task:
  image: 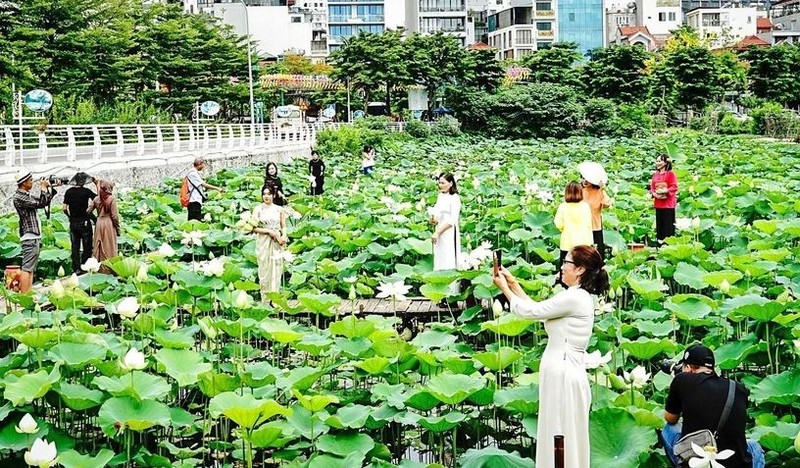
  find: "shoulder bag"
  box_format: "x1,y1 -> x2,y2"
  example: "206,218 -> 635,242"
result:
673,380 -> 736,467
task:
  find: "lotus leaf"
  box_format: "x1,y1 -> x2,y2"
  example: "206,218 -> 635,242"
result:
308,453 -> 365,468
98,397 -> 171,435
404,390 -> 440,411
286,404 -> 330,440
589,407 -> 656,465
152,327 -> 196,349
355,356 -> 392,375
626,273 -> 667,301
11,329 -> 59,349
4,366 -> 60,406
425,373 -> 485,405
292,389 -> 340,412
415,411 -> 467,433
722,295 -> 786,322
198,371 -> 240,397
326,404 -> 372,429
672,262 -> 709,290
208,392 -> 290,429
59,448 -> 115,468
751,369 -> 800,406
57,382 -> 106,410
620,337 -> 676,360
154,348 -> 212,386
714,337 -> 759,370
419,283 -> 450,302
249,421 -> 294,448
474,347 -> 522,371
459,446 -> 534,468
329,316 -> 375,339
93,371 -> 171,401
493,385 -> 539,414
260,319 -> 303,343
481,315 -> 532,337
410,330 -> 457,350
277,366 -> 326,391
750,422 -> 800,453
298,292 -> 342,316
664,294 -> 715,322
106,257 -> 143,279
48,342 -> 107,367
317,433 -> 375,457
701,270 -> 743,288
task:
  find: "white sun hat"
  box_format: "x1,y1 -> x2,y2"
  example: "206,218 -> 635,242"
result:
578,161 -> 608,187
15,167 -> 33,185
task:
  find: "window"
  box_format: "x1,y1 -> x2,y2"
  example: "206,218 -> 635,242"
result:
328,5 -> 350,22
747,16 -> 752,23
356,4 -> 383,21
668,12 -> 676,21
536,2 -> 551,10
568,12 -> 575,21
291,16 -> 302,23
536,22 -> 552,30
538,41 -> 552,49
658,12 -> 666,21
517,29 -> 533,44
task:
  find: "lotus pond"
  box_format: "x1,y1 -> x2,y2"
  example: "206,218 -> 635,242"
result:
0,130 -> 799,467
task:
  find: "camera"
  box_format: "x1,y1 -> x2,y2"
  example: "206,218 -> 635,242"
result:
48,175 -> 71,186
48,172 -> 93,187
658,359 -> 682,376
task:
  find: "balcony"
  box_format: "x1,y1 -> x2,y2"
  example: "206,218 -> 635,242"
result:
537,29 -> 554,37
535,9 -> 555,17
420,6 -> 466,12
328,14 -> 384,23
311,42 -> 329,52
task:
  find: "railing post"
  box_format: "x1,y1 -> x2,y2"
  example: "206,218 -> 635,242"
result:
136,126 -> 145,157
215,125 -> 222,149
37,130 -> 47,164
202,126 -> 210,150
5,127 -> 16,167
93,127 -> 103,160
172,125 -> 181,153
66,127 -> 76,162
188,125 -> 196,151
258,123 -> 265,145
228,124 -> 235,149
155,125 -> 164,155
115,126 -> 124,158
239,125 -> 247,148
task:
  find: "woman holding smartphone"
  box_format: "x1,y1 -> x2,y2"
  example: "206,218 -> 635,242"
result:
493,245 -> 608,468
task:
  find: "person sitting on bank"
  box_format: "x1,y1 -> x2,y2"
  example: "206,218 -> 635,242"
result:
12,169 -> 55,293
662,344 -> 765,468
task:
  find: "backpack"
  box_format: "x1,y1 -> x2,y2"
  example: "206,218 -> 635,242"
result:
179,177 -> 190,207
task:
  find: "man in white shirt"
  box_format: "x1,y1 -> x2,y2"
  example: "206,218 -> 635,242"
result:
187,157 -> 223,221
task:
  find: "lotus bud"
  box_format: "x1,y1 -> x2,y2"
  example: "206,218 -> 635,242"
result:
157,243 -> 176,257
691,217 -> 701,229
50,279 -> 65,298
15,413 -> 38,434
615,286 -> 623,298
136,265 -> 148,282
81,257 -> 101,273
57,266 -> 65,277
349,285 -> 356,301
607,286 -> 616,299
719,279 -> 731,294
116,297 -> 140,319
795,430 -> 800,455
209,251 -> 215,259
492,299 -> 503,318
64,273 -> 79,288
203,213 -> 212,222
233,290 -> 252,309
24,437 -> 58,468
120,348 -> 147,371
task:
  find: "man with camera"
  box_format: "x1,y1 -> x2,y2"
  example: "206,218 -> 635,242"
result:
662,344 -> 764,467
62,172 -> 96,274
12,169 -> 56,293
187,157 -> 223,221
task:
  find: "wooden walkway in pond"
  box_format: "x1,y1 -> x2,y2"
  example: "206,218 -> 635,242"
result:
286,297 -> 461,316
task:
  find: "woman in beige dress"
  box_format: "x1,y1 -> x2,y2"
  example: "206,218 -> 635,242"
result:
87,179 -> 120,270
252,186 -> 287,300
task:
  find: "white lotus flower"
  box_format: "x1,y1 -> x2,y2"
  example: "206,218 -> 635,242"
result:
719,279 -> 731,294
16,413 -> 38,434
490,161 -> 501,170
276,250 -> 296,263
24,437 -> 58,468
386,184 -> 402,193
509,173 -> 519,185
343,276 -> 358,284
199,257 -> 225,277
50,279 -> 65,298
203,213 -> 212,222
472,177 -> 481,190
595,300 -> 615,315
120,348 -> 146,371
536,190 -> 553,203
524,182 -> 540,195
233,290 -> 253,309
692,217 -> 701,229
676,217 -> 693,231
376,281 -> 412,302
157,243 -> 176,257
492,300 -> 503,318
239,211 -> 252,223
584,350 -> 612,369
727,180 -> 740,188
57,266 -> 65,277
116,297 -> 140,319
711,186 -> 723,197
181,230 -> 206,246
290,210 -> 301,220
136,265 -> 149,282
64,273 -> 79,289
81,257 -> 101,273
623,365 -> 651,388
687,442 -> 734,468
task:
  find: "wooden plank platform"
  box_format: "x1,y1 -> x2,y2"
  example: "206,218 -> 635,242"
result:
286,297 -> 461,316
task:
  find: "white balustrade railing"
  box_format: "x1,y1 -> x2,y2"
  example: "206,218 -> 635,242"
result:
1,122 -> 353,169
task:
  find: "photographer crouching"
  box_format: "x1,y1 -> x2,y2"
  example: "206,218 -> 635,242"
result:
12,168 -> 56,293
661,344 -> 764,467
62,172 -> 96,274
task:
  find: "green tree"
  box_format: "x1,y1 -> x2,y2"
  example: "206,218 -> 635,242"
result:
583,45 -> 652,103
744,44 -> 800,108
405,32 -> 472,112
520,42 -> 583,89
462,48 -> 504,92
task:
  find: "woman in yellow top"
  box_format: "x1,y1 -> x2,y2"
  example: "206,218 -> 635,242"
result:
554,181 -> 593,284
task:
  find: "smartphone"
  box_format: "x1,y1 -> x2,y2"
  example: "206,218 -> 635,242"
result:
493,249 -> 502,276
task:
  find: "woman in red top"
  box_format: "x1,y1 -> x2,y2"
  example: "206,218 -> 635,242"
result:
650,154 -> 678,244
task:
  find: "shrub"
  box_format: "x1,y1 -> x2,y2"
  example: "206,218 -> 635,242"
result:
432,115 -> 462,136
315,125 -> 388,157
354,116 -> 393,132
749,102 -> 800,138
404,118 -> 431,138
583,99 -> 653,138
487,83 -> 583,139
717,114 -> 749,135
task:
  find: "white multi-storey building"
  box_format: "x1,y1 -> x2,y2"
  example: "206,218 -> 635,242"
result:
406,0 -> 473,45
605,0 -> 680,48
486,1 -> 557,60
766,0 -> 800,43
685,6 -> 757,48
327,1 -> 406,52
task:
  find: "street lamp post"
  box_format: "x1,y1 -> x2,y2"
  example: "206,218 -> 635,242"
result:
237,0 -> 256,129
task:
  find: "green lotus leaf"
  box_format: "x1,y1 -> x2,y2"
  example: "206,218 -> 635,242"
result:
421,270 -> 460,285
664,294 -> 715,322
98,396 -> 171,435
750,422 -> 800,453
197,371 -> 240,398
751,369 -> 800,406
58,448 -> 115,468
354,356 -> 392,375
590,407 -> 656,466
11,329 -> 59,349
154,348 -> 212,386
298,292 -> 341,316
419,283 -> 450,302
48,342 -> 107,367
329,316 -> 375,339
752,219 -> 779,235
241,362 -> 280,388
415,410 -> 467,433
208,392 -> 290,429
333,337 -> 373,358
93,371 -> 171,401
626,272 -> 667,301
493,385 -> 539,415
152,327 -> 197,349
672,262 -> 708,290
106,257 -> 143,279
214,318 -> 259,337
276,366 -> 326,391
172,270 -> 218,296
249,421 -> 294,449
370,382 -> 409,409
308,452 -> 365,468
721,294 -> 786,322
404,390 -> 440,412
57,382 -> 106,410
292,389 -> 339,413
286,403 -> 331,440
4,366 -> 60,406
410,330 -> 457,350
459,446 -> 534,468
316,433 -> 375,458
620,337 -> 676,360
474,347 -> 522,371
425,372 -> 485,405
260,319 -> 303,343
701,270 -> 743,288
714,337 -> 759,370
481,314 -> 532,337
633,320 -> 675,337
326,404 -> 372,429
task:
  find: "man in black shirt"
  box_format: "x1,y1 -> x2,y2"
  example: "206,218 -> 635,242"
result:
662,345 -> 764,467
62,173 -> 96,273
308,150 -> 325,195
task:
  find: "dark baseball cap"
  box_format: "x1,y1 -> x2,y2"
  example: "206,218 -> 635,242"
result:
678,344 -> 715,369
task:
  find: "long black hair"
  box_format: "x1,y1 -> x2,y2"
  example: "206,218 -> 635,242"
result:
438,172 -> 458,194
570,245 -> 609,296
265,162 -> 280,180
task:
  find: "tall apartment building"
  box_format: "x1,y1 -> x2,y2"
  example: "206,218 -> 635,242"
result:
406,0 -> 473,45
685,5 -> 757,47
327,1 -> 406,52
766,0 -> 800,44
486,2 -> 557,60
557,0 -> 604,54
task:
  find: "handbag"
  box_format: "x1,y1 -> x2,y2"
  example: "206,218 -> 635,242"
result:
673,380 -> 735,467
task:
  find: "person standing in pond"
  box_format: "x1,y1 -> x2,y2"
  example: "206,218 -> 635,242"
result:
309,151 -> 325,195
650,154 -> 678,244
13,168 -> 55,293
87,179 -> 120,271
493,245 -> 609,468
252,186 -> 287,300
187,157 -> 224,221
361,146 -> 375,175
579,162 -> 613,258
554,181 -> 593,284
429,173 -> 461,270
63,172 -> 97,273
262,162 -> 287,206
